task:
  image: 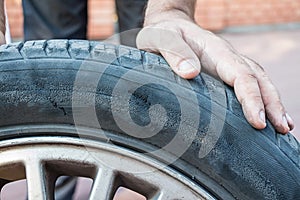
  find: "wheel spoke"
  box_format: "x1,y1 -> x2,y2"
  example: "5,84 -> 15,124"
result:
0,136 -> 214,199
89,168 -> 116,200
25,160 -> 53,200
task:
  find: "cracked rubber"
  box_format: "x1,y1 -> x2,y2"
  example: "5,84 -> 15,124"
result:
0,40 -> 299,200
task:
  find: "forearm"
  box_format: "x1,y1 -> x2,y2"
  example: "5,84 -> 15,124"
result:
144,0 -> 196,25
0,0 -> 5,34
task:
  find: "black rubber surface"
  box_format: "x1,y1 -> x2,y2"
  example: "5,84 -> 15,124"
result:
0,40 -> 299,200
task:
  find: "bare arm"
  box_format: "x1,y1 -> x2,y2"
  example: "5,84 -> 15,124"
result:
0,0 -> 5,44
137,0 -> 294,134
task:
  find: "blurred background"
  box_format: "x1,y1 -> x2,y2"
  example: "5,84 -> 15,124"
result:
2,1 -> 300,199
6,0 -> 300,40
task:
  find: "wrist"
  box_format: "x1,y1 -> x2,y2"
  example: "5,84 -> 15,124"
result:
144,9 -> 194,26
144,0 -> 195,26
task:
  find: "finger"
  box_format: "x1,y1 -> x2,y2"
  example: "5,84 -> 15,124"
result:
181,27 -> 267,129
286,113 -> 295,131
136,26 -> 201,79
197,41 -> 267,129
243,57 -> 293,133
234,72 -> 267,129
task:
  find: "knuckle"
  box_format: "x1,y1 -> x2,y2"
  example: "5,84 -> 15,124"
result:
237,72 -> 258,83
272,120 -> 283,128
265,98 -> 280,107
246,72 -> 257,80
254,63 -> 265,72
242,55 -> 266,74
260,72 -> 269,80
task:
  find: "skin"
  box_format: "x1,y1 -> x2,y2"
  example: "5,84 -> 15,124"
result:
137,0 -> 294,134
0,0 -> 294,133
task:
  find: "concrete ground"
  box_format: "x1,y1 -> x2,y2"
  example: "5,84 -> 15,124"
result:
1,29 -> 299,199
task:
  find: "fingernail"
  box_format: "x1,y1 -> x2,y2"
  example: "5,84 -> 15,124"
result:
282,115 -> 290,132
285,113 -> 294,130
259,110 -> 266,124
178,60 -> 198,73
286,113 -> 294,124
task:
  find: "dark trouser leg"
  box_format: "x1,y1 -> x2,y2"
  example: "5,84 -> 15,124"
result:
115,0 -> 148,47
22,0 -> 88,41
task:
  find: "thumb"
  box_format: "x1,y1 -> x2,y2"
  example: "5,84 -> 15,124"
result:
137,27 -> 201,79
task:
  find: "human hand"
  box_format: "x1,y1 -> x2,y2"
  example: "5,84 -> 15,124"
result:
136,10 -> 294,134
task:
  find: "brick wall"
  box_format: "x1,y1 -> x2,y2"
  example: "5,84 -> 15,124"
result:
6,0 -> 23,38
196,0 -> 300,30
5,0 -> 300,40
